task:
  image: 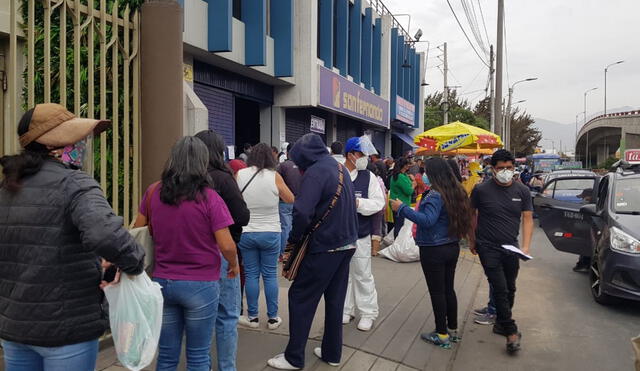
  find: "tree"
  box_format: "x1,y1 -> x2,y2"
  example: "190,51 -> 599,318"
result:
423,90 -> 489,131
508,108 -> 542,157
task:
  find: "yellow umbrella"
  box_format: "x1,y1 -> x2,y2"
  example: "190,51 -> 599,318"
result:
414,121 -> 503,152
415,147 -> 495,156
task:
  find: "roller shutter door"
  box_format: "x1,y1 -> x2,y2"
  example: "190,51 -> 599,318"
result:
194,83 -> 235,146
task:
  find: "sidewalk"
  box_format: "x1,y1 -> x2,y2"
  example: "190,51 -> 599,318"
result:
98,249 -> 484,371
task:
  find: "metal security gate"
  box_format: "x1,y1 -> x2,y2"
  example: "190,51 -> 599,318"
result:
193,82 -> 235,147
6,0 -> 141,226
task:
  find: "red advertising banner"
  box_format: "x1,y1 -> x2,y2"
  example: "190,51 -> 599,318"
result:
625,149 -> 640,163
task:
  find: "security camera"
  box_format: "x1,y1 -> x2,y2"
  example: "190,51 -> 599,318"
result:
414,29 -> 423,42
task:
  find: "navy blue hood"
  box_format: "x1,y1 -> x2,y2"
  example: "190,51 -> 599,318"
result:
289,133 -> 329,171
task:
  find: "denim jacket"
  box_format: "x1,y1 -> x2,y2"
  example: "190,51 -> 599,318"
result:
397,190 -> 459,247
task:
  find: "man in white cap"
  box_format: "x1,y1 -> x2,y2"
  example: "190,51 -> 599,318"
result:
342,136 -> 385,331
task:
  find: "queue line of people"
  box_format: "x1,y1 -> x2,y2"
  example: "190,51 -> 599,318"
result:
0,104 -> 533,371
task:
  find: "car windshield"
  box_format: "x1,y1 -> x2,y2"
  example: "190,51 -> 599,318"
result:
551,178 -> 596,203
614,177 -> 640,214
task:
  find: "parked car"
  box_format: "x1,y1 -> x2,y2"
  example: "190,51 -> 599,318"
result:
535,163 -> 640,304
543,169 -> 597,184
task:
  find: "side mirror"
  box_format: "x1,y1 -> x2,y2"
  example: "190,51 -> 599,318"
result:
580,203 -> 599,217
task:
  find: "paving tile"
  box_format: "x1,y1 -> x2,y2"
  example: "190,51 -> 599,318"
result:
339,350 -> 378,371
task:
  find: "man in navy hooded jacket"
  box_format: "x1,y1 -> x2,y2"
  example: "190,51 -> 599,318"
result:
268,133 -> 358,370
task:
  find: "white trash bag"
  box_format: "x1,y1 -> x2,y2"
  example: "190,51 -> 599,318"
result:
379,220 -> 420,262
104,272 -> 163,371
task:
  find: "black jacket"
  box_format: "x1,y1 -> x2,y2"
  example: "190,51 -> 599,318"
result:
0,160 -> 145,347
209,167 -> 250,243
288,134 -> 358,253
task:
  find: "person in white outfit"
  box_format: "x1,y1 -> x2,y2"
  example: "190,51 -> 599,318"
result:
342,136 -> 386,332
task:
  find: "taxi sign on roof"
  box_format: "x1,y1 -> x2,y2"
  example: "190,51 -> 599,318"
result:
625,149 -> 640,164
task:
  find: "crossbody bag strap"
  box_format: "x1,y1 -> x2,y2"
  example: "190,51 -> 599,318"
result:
146,181 -> 161,236
240,168 -> 262,194
308,162 -> 345,234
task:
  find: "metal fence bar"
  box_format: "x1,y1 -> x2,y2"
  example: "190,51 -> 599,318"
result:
27,0 -> 35,108
110,0 -> 120,215
99,0 -> 107,192
132,11 -> 141,217
123,6 -> 131,226
59,0 -> 67,108
8,0 -> 18,156
86,0 -> 96,177
44,1 -> 51,102
73,0 -> 81,117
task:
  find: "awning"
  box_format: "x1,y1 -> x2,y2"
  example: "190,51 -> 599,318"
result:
392,132 -> 418,148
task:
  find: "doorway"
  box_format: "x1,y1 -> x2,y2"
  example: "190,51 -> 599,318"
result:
235,97 -> 260,157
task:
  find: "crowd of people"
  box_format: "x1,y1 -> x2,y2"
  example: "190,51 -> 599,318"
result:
0,104 -> 533,371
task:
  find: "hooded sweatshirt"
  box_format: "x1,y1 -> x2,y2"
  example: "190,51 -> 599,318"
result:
288,134 -> 358,253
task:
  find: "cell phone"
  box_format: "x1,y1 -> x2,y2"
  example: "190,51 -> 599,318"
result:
103,265 -> 118,283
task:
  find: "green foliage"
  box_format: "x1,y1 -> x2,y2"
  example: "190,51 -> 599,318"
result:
597,157 -> 618,170
503,107 -> 542,157
20,0 -> 141,214
423,91 -> 489,131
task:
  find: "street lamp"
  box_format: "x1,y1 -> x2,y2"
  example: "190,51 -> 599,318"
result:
604,60 -> 624,115
583,87 -> 598,168
575,113 -> 581,156
505,78 -> 537,152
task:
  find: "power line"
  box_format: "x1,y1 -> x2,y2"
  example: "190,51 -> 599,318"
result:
444,0 -> 490,68
477,0 -> 491,47
460,0 -> 488,56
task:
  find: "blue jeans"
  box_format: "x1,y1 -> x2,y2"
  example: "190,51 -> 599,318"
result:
216,258 -> 241,371
238,232 -> 280,318
2,339 -> 99,371
279,202 -> 294,255
153,278 -> 219,371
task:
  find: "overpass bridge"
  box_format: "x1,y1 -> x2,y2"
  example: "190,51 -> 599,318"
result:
576,110 -> 640,168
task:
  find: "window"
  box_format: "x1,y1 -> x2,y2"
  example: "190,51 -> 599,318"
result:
613,177 -> 640,214
552,178 -> 596,204
597,177 -> 609,210
233,0 -> 241,20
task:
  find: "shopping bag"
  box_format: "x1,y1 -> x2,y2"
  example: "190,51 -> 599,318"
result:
633,335 -> 640,371
104,272 -> 163,371
129,226 -> 154,273
379,220 -> 420,262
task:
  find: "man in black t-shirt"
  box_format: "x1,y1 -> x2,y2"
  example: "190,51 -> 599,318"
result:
470,149 -> 534,354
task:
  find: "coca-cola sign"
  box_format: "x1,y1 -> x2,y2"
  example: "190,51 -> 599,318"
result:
625,149 -> 640,163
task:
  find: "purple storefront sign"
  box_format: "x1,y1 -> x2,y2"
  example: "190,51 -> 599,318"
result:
318,66 -> 389,128
396,96 -> 415,126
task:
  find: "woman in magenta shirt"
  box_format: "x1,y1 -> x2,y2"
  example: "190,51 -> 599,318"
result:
134,137 -> 239,371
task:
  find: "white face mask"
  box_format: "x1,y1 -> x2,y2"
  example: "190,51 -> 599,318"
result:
495,169 -> 515,184
350,154 -> 368,171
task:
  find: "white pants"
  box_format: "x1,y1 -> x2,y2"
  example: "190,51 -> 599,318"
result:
343,236 -> 379,319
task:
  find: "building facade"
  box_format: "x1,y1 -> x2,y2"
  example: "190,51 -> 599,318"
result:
182,0 -> 425,158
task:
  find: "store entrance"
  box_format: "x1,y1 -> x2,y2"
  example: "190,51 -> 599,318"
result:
235,97 -> 261,157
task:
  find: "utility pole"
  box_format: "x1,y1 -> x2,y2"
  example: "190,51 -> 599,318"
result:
443,42 -> 449,125
489,45 -> 495,133
493,0 -> 504,137
505,87 -> 513,151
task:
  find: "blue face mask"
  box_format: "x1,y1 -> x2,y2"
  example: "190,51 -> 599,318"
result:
422,174 -> 430,186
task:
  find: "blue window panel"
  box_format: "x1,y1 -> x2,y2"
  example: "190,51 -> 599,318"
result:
271,0 -> 294,76
207,0 -> 232,52
335,0 -> 348,76
397,35 -> 405,99
318,0 -> 333,68
242,0 -> 266,66
408,47 -> 416,102
414,52 -> 421,128
348,0 -> 362,83
372,17 -> 382,95
361,7 -> 373,90
390,28 -> 398,120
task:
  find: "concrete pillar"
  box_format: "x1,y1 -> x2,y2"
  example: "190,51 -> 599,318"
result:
140,0 -> 183,190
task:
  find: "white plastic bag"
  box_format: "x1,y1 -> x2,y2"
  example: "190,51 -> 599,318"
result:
379,220 -> 420,262
104,272 -> 163,371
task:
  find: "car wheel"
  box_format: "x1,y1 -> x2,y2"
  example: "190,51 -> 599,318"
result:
589,248 -> 618,305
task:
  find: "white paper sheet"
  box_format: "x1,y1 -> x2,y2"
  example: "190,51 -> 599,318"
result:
502,245 -> 533,260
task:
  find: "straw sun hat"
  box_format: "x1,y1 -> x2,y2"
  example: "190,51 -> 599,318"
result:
19,103 -> 111,148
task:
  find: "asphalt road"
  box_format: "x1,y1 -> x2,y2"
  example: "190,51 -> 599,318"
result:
451,226 -> 640,371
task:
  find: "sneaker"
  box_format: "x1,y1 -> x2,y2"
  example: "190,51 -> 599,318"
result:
506,333 -> 522,354
267,353 -> 301,370
473,306 -> 490,316
421,331 -> 452,349
474,313 -> 496,325
448,329 -> 462,343
239,315 -> 259,329
313,347 -> 339,367
357,318 -> 374,331
268,317 -> 283,330
572,264 -> 589,273
493,323 -> 508,336
342,314 -> 353,325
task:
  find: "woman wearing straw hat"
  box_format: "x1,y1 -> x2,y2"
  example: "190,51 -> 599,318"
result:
0,104 -> 145,370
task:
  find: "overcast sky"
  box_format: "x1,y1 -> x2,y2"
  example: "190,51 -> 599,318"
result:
383,0 -> 640,125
